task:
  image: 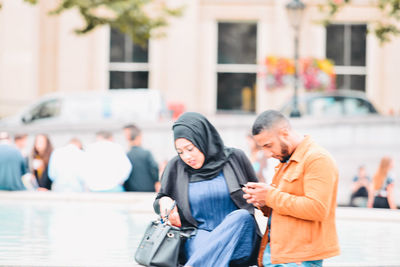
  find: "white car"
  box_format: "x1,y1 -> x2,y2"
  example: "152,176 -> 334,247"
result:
0,89 -> 170,128
280,90 -> 379,118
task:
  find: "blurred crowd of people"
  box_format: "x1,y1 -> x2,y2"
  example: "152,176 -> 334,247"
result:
0,124 -> 160,193
0,124 -> 397,210
350,156 -> 397,209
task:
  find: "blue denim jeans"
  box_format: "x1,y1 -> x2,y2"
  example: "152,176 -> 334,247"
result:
263,244 -> 323,267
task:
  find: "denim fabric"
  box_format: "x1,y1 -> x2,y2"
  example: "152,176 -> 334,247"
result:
184,174 -> 257,267
263,244 -> 323,267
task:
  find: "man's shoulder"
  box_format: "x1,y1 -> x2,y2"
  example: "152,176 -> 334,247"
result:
127,146 -> 152,156
0,144 -> 22,157
304,140 -> 336,166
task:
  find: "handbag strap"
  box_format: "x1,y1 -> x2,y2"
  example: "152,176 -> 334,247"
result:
159,201 -> 197,238
160,200 -> 176,224
179,227 -> 197,238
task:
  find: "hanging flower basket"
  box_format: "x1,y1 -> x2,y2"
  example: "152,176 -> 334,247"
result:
263,56 -> 336,92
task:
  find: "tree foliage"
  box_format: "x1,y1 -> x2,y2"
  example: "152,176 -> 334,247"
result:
320,0 -> 400,44
3,0 -> 182,46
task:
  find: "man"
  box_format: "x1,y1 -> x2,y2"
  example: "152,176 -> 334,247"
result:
82,131 -> 131,192
13,133 -> 29,169
0,132 -> 27,191
48,138 -> 86,192
243,110 -> 340,266
123,124 -> 160,192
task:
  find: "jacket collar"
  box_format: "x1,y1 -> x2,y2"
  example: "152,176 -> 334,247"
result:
288,135 -> 312,163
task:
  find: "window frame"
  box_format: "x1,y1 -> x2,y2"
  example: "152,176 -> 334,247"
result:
216,21 -> 258,113
326,23 -> 367,91
109,29 -> 150,89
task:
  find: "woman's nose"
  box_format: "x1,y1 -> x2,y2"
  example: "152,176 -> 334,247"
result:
182,151 -> 191,160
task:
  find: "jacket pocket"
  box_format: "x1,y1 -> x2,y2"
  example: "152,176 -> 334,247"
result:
282,172 -> 301,183
281,172 -> 303,195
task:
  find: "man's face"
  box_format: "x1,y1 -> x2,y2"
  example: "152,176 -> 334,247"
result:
253,129 -> 291,163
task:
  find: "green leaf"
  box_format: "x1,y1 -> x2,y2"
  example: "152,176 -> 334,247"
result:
47,0 -> 182,45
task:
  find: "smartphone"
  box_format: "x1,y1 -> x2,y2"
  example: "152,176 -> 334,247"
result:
239,183 -> 247,188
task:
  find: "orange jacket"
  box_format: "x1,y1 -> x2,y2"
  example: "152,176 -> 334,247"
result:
259,136 -> 340,265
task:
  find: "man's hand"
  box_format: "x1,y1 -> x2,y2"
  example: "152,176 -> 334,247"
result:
159,196 -> 181,227
242,182 -> 270,208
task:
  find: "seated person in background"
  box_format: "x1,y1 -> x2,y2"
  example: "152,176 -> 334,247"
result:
368,156 -> 397,209
349,165 -> 370,207
154,112 -> 260,266
123,124 -> 160,192
82,131 -> 131,192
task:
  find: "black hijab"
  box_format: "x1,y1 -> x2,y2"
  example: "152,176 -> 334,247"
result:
173,112 -> 232,181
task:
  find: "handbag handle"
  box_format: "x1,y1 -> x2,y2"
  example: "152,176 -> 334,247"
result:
160,200 -> 176,224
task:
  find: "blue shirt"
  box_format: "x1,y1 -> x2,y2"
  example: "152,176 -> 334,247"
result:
0,143 -> 27,191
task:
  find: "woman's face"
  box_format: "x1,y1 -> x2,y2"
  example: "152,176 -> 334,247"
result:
35,135 -> 48,154
175,138 -> 205,169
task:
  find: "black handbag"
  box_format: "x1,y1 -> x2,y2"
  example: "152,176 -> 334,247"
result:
135,201 -> 196,267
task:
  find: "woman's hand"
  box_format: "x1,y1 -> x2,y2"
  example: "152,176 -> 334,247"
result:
159,196 -> 182,227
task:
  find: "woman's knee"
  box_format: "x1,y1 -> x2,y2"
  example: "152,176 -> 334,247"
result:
229,209 -> 251,218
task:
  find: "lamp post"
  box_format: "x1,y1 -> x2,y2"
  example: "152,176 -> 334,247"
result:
286,0 -> 306,118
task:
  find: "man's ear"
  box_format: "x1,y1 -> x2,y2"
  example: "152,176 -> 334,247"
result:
278,127 -> 289,138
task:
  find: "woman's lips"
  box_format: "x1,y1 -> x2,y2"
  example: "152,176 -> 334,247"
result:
188,160 -> 196,167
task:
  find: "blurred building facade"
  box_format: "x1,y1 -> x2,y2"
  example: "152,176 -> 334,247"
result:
0,0 -> 399,117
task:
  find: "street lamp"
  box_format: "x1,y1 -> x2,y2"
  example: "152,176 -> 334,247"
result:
286,0 -> 306,118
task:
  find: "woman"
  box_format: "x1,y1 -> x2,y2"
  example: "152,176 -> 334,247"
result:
154,112 -> 260,267
368,156 -> 396,209
31,133 -> 54,190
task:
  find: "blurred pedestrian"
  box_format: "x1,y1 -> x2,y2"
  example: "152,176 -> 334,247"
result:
349,165 -> 370,207
31,133 -> 54,190
82,131 -> 131,192
368,156 -> 396,209
154,112 -> 260,266
0,132 -> 27,191
246,133 -> 279,185
48,138 -> 86,192
13,133 -> 29,169
243,110 -> 339,266
123,124 -> 160,192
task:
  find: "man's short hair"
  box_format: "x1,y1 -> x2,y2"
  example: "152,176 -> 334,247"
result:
252,110 -> 290,135
124,124 -> 141,141
14,133 -> 27,141
96,131 -> 113,140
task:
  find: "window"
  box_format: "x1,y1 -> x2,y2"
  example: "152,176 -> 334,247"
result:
326,24 -> 367,91
217,22 -> 257,112
23,99 -> 61,123
109,28 -> 149,89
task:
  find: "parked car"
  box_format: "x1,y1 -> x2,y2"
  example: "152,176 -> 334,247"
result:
280,90 -> 379,118
0,89 -> 170,128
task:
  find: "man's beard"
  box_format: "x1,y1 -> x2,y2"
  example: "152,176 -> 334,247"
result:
280,141 -> 291,163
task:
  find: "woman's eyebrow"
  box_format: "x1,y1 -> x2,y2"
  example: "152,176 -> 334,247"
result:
176,143 -> 193,150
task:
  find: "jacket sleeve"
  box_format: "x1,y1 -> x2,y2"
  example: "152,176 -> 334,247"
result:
264,154 -> 338,221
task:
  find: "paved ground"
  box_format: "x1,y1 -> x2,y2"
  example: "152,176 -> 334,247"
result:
0,192 -> 399,266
